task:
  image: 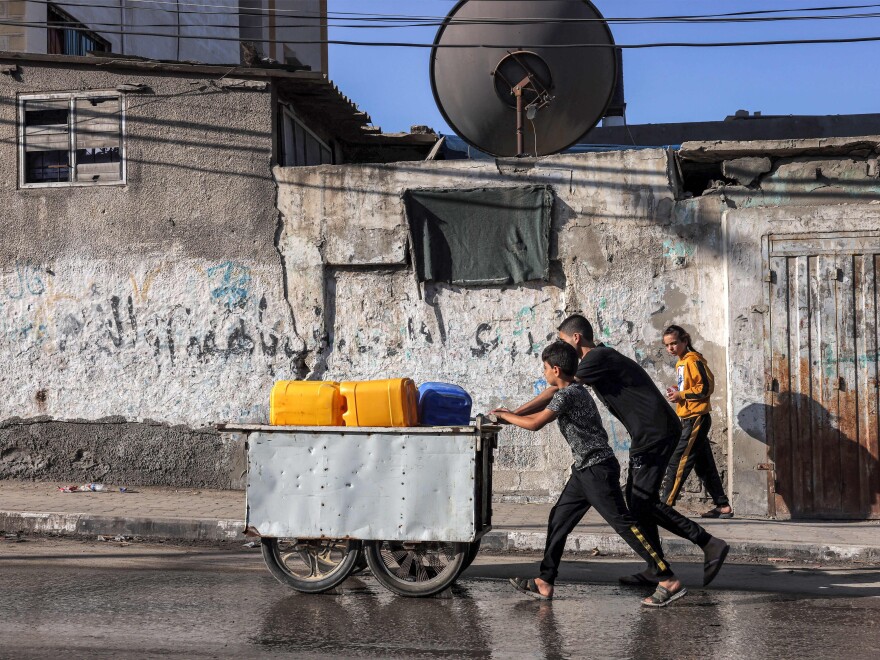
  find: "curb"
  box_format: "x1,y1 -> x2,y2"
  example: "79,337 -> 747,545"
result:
2,511 -> 878,563
481,530 -> 880,563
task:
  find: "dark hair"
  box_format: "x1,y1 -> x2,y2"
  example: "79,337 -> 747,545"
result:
541,340 -> 579,377
663,325 -> 696,352
557,314 -> 594,342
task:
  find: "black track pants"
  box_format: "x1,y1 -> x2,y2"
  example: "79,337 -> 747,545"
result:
625,443 -> 713,571
539,458 -> 673,584
661,414 -> 729,507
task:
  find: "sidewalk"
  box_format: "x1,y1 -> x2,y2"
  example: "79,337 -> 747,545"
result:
1,480 -> 878,563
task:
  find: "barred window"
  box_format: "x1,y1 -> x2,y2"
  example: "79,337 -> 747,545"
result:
19,93 -> 125,187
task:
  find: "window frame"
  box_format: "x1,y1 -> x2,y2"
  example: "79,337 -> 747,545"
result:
18,91 -> 127,189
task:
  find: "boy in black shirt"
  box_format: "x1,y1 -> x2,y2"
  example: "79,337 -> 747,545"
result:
514,315 -> 729,600
494,341 -> 686,606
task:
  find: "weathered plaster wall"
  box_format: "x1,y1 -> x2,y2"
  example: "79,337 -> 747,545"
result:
274,152 -> 732,502
682,137 -> 880,515
5,66 -> 878,514
725,205 -> 880,516
0,62 -> 304,485
275,140 -> 880,511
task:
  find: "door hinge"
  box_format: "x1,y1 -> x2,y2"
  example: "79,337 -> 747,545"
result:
764,270 -> 777,284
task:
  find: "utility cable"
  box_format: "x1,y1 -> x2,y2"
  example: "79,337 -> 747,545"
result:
8,17 -> 880,49
27,0 -> 880,25
36,12 -> 880,30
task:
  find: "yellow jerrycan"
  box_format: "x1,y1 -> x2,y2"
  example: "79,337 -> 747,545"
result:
269,381 -> 346,426
340,378 -> 420,427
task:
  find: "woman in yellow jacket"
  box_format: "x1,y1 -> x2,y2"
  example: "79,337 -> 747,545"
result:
661,325 -> 733,518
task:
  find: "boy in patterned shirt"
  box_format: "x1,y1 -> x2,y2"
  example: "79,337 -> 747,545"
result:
493,341 -> 684,606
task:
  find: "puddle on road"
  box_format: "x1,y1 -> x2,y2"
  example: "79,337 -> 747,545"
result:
1,567 -> 879,658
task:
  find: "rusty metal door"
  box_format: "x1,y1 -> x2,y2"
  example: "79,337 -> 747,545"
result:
767,232 -> 880,519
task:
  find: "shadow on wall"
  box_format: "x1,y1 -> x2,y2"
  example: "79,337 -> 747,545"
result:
738,397 -> 879,520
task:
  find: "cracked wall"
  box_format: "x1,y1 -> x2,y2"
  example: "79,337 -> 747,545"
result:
0,63 -> 304,486
681,136 -> 880,515
274,152 -> 731,503
5,59 -> 879,513
276,139 -> 880,513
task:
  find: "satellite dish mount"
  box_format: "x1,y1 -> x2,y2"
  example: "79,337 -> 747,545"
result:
492,51 -> 554,156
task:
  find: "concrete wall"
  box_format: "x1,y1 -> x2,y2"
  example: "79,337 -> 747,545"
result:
4,56 -> 879,515
0,59 -> 304,487
274,152 -> 732,504
274,139 -> 880,514
676,138 -> 880,514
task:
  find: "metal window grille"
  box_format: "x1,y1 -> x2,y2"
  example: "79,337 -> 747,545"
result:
20,93 -> 124,187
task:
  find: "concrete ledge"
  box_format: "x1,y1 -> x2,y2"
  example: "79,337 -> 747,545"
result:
0,511 -> 244,542
0,418 -> 246,489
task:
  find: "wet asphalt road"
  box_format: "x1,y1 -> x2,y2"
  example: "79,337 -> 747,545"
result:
1,538 -> 879,659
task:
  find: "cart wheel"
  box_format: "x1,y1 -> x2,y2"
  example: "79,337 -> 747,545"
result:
460,539 -> 482,572
364,540 -> 467,597
261,538 -> 361,593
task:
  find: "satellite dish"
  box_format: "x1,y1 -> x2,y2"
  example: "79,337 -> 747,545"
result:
430,0 -> 618,158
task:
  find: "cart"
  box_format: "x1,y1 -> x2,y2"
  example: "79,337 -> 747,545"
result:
220,418 -> 498,597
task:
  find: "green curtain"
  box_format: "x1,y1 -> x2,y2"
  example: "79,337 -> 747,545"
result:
404,185 -> 553,286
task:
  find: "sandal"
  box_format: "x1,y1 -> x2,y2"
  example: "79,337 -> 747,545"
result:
641,585 -> 688,608
619,573 -> 660,587
703,540 -> 730,586
509,577 -> 552,600
701,507 -> 734,519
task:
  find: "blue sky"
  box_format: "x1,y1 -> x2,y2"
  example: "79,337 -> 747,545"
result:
328,1 -> 880,133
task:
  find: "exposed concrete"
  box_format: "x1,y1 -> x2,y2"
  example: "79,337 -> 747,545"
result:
0,418 -> 246,488
3,488 -> 878,562
274,142 -> 880,513
722,157 -> 772,186
274,152 -> 731,504
5,57 -> 880,514
723,205 -> 880,516
679,135 -> 880,162
0,60 -> 304,486
9,1 -> 326,73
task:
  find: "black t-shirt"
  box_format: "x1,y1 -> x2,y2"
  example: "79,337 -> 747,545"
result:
575,346 -> 681,455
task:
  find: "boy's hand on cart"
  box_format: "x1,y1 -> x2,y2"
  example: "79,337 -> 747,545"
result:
487,408 -> 512,424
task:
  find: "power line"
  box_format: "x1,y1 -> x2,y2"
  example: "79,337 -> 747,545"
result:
38,12 -> 880,30
6,17 -> 880,49
28,0 -> 880,25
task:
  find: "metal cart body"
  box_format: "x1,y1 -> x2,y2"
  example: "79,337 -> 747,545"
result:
221,422 -> 498,597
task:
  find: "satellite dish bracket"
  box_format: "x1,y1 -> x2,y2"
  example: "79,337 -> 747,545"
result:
493,50 -> 554,156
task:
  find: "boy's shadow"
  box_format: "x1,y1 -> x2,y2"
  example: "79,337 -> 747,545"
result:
738,394 -> 879,519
